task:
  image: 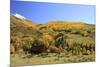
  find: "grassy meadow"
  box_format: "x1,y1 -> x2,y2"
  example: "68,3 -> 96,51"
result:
10,16 -> 95,66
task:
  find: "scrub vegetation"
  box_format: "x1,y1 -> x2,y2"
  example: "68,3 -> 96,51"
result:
10,16 -> 95,66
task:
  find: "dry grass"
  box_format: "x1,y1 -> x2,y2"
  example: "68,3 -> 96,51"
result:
10,53 -> 95,67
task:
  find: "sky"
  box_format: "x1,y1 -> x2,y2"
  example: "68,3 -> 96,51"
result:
11,0 -> 95,24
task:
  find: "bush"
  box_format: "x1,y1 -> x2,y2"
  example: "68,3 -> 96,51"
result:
29,39 -> 47,54
10,36 -> 21,52
49,46 -> 60,53
10,45 -> 15,54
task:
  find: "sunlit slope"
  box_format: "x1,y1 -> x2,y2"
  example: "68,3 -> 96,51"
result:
38,21 -> 94,31
11,16 -> 37,28
10,15 -> 95,56
11,16 -> 95,33
38,21 -> 95,37
10,16 -> 41,37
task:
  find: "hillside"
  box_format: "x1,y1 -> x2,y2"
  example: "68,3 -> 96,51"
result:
10,16 -> 42,37
10,15 -> 95,66
10,15 -> 95,55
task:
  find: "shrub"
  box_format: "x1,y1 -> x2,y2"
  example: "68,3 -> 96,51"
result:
10,45 -> 15,54
49,46 -> 60,53
10,36 -> 21,52
29,39 -> 47,54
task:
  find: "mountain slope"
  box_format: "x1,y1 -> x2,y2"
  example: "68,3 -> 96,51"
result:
10,15 -> 95,55
10,16 -> 41,38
